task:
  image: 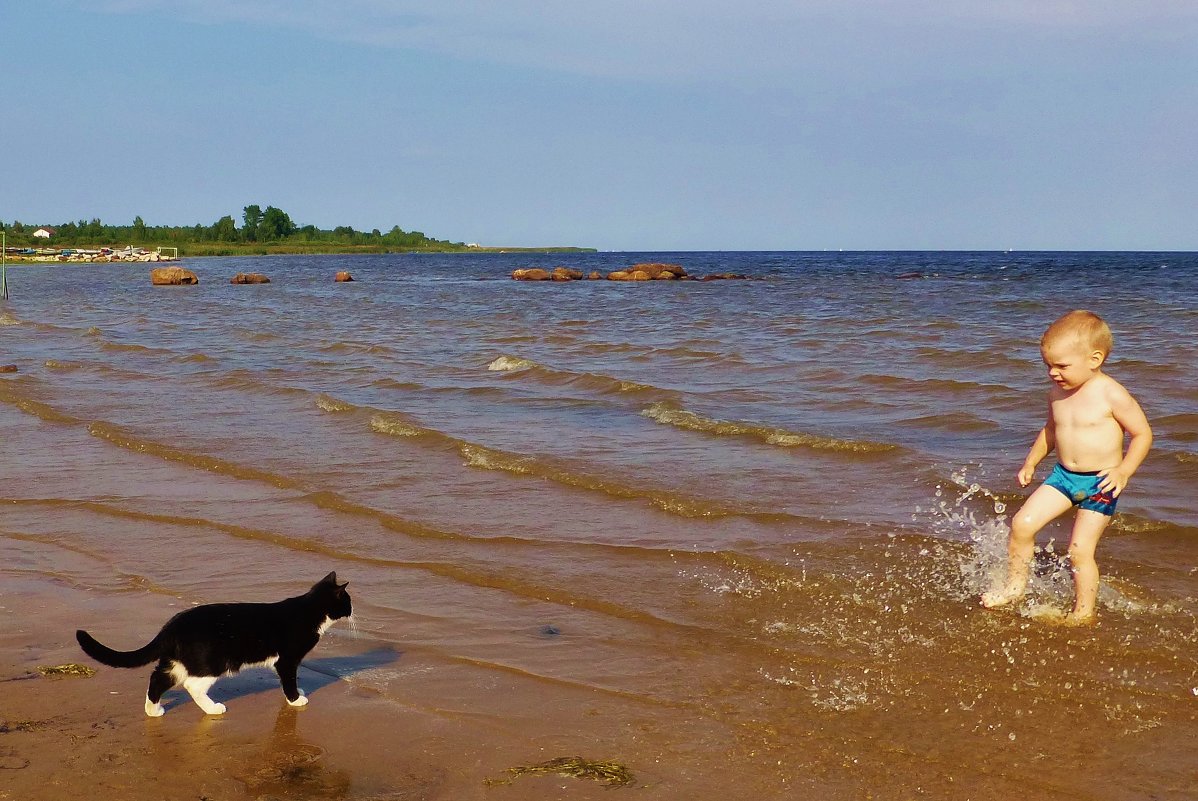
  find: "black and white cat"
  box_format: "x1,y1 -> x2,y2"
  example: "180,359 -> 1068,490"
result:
76,572 -> 352,717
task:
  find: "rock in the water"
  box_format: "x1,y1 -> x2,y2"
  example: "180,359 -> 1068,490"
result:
630,262 -> 686,278
588,271 -> 603,280
334,271 -> 354,282
0,365 -> 17,373
150,267 -> 199,285
700,273 -> 748,281
230,273 -> 270,284
512,268 -> 551,281
551,267 -> 584,281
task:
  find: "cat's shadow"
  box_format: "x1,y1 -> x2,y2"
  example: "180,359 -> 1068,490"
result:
160,646 -> 402,712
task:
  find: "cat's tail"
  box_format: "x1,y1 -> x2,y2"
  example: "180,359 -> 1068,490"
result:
76,630 -> 161,668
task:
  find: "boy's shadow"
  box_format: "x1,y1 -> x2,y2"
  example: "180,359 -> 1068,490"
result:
160,646 -> 401,712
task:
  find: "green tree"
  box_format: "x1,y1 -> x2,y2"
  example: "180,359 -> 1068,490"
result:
242,205 -> 262,242
211,215 -> 238,241
259,206 -> 295,241
132,216 -> 146,240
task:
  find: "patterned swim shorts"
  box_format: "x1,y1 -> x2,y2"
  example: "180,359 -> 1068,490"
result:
1044,463 -> 1118,516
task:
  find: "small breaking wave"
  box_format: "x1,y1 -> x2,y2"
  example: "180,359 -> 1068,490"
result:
487,355 -> 538,372
316,394 -> 357,413
370,413 -> 427,439
487,354 -> 675,400
0,311 -> 20,326
641,402 -> 898,454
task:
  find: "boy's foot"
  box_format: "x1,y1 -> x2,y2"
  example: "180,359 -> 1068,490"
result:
981,587 -> 1025,608
1063,610 -> 1096,626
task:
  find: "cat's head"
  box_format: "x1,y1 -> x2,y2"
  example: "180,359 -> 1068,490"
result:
312,571 -> 353,620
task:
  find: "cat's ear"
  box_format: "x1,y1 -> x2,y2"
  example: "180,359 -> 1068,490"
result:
318,571 -> 338,586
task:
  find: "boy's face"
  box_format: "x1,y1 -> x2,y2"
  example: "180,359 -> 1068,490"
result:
1040,337 -> 1104,391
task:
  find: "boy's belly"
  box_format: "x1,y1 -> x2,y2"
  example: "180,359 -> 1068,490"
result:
1053,421 -> 1124,472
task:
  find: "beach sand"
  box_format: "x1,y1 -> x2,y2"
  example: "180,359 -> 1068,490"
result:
0,576 -> 649,801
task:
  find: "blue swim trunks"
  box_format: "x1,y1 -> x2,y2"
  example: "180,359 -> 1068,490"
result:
1044,463 -> 1118,516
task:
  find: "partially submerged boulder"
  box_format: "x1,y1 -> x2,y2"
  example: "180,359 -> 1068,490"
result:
551,267 -> 584,281
629,262 -> 687,279
700,272 -> 749,281
512,268 -> 551,281
0,365 -> 17,373
231,273 -> 270,284
150,266 -> 199,285
334,271 -> 354,282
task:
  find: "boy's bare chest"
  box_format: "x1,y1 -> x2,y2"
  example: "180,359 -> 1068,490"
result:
1051,390 -> 1114,430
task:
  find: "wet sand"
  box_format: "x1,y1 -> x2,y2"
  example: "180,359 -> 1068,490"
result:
1,576 -> 656,801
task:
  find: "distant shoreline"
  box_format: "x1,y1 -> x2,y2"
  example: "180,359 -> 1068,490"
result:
1,244 -> 597,263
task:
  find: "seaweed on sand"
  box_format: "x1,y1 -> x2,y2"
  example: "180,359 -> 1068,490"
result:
485,756 -> 635,788
36,664 -> 96,678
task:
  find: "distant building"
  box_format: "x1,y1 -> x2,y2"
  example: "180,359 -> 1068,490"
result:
33,227 -> 56,239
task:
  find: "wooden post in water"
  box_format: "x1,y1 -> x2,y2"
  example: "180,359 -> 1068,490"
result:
1,230 -> 9,300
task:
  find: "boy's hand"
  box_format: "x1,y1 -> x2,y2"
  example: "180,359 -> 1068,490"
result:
1017,464 -> 1036,487
1097,466 -> 1132,497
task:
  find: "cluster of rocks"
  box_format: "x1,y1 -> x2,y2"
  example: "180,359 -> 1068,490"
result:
149,268 -> 356,286
511,263 -> 749,282
4,246 -> 178,264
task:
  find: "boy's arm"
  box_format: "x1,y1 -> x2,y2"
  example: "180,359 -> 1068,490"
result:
1098,386 -> 1152,497
1018,400 -> 1055,487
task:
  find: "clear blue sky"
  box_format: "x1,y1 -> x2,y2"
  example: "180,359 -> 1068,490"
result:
4,1 -> 1197,250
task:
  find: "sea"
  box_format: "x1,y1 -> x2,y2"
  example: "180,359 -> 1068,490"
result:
1,251 -> 1195,799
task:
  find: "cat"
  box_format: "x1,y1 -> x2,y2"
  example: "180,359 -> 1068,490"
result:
76,572 -> 352,717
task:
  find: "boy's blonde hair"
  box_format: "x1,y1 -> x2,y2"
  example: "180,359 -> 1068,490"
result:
1041,310 -> 1113,356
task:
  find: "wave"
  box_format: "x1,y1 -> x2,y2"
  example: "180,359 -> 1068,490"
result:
6,497 -> 707,631
894,411 -> 998,433
370,413 -> 432,440
206,369 -> 311,397
316,393 -> 358,413
486,354 -> 676,400
487,355 -> 537,372
44,360 -> 85,370
96,339 -> 178,357
0,381 -> 82,424
641,402 -> 899,454
86,421 -> 308,490
318,341 -> 396,355
0,311 -> 20,326
362,406 -> 799,521
859,374 -> 1013,396
454,440 -> 795,521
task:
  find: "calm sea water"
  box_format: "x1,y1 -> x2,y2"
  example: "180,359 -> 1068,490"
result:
2,251 -> 1196,799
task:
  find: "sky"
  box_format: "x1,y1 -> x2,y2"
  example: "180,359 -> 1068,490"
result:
3,1 -> 1197,250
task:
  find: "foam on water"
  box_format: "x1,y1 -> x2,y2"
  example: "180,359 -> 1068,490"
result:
487,355 -> 538,372
316,394 -> 357,413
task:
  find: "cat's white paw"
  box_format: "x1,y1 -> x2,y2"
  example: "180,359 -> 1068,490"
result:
145,699 -> 166,717
287,694 -> 309,707
204,702 -> 227,715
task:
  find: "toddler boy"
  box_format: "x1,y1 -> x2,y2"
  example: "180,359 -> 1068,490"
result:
982,310 -> 1152,623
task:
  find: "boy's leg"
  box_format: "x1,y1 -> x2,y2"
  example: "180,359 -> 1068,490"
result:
1065,509 -> 1111,624
982,483 -> 1073,607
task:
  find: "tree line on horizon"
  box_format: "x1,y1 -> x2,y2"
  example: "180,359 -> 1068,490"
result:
0,205 -> 459,250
